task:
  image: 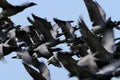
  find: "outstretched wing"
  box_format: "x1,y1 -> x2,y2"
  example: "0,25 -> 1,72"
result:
84,0 -> 106,26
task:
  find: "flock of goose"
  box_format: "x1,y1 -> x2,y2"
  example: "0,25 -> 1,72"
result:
0,0 -> 120,80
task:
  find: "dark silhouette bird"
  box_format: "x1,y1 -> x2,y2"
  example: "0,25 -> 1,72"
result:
14,50 -> 51,80
78,17 -> 112,61
83,0 -> 120,33
28,14 -> 66,47
57,52 -> 96,80
0,38 -> 19,59
21,25 -> 43,46
23,62 -> 46,80
27,17 -> 44,40
83,0 -> 117,54
31,58 -> 51,80
0,0 -> 36,18
31,14 -> 56,42
54,18 -> 75,42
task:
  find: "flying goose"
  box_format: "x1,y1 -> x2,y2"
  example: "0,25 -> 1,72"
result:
54,18 -> 75,42
23,62 -> 46,80
0,38 -> 19,59
83,0 -> 109,33
0,0 -> 36,18
78,17 -> 112,61
31,14 -> 56,42
12,49 -> 34,64
83,0 -> 118,54
57,52 -> 96,80
21,25 -> 43,46
31,59 -> 51,80
33,43 -> 62,59
33,43 -> 53,59
27,17 -> 44,40
14,51 -> 51,80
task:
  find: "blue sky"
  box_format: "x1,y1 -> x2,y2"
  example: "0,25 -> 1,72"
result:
0,0 -> 120,80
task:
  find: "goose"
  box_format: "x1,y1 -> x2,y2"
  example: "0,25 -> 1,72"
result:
23,62 -> 46,80
83,0 -> 118,33
14,50 -> 51,80
31,14 -> 56,42
31,58 -> 51,80
54,18 -> 75,42
27,17 -> 43,40
0,0 -> 36,18
33,43 -> 62,59
57,52 -> 96,80
83,0 -> 117,54
0,38 -> 19,59
33,43 -> 53,59
21,25 -> 43,46
78,17 -> 112,61
12,49 -> 34,64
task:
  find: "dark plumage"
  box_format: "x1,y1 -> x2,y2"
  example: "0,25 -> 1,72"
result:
21,25 -> 43,46
31,59 -> 51,80
0,31 -> 8,43
96,59 -> 120,77
57,52 -> 96,80
78,18 -> 112,61
0,0 -> 36,18
84,0 -> 116,54
31,14 -> 56,42
23,63 -> 46,80
54,18 -> 75,41
16,29 -> 33,46
0,39 -> 19,59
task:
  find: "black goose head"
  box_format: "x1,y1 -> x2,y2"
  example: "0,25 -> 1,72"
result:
27,2 -> 37,7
